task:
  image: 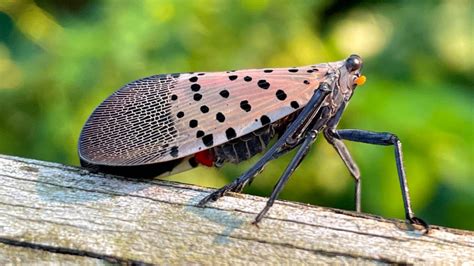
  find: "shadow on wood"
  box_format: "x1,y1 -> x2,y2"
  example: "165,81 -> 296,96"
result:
0,154 -> 473,264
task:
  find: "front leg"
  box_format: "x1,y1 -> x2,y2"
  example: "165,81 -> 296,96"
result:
336,129 -> 429,231
323,102 -> 362,212
324,129 -> 361,212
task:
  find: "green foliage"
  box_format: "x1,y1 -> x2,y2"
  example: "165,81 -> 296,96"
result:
0,0 -> 472,229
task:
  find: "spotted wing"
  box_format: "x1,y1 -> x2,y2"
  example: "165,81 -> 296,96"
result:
79,61 -> 341,166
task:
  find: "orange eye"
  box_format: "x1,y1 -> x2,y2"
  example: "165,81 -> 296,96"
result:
355,75 -> 366,86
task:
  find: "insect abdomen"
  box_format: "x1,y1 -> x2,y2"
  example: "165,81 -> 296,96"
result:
212,113 -> 298,164
213,125 -> 275,164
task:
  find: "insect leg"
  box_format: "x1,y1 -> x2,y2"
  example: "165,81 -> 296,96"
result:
233,142 -> 297,192
197,82 -> 333,207
253,106 -> 332,224
324,129 -> 361,212
336,129 -> 429,231
230,96 -> 334,194
253,128 -> 320,224
240,108 -> 325,190
321,102 -> 362,211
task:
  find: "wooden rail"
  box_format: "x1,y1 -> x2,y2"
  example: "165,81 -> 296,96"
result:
0,154 -> 473,264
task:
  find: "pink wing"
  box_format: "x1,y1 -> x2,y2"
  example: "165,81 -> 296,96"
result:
79,61 -> 342,166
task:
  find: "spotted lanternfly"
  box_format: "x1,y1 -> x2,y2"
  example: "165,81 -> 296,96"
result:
79,54 -> 428,231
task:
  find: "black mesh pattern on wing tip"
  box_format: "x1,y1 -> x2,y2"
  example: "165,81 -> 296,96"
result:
79,74 -> 178,166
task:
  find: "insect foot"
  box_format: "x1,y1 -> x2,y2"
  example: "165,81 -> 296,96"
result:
408,216 -> 430,234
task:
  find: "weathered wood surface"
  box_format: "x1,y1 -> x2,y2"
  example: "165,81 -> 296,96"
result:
0,154 -> 473,264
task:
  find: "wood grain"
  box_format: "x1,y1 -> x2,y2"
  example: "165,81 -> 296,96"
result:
0,154 -> 473,264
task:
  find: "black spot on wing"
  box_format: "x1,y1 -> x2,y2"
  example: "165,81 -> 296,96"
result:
202,134 -> 214,147
191,84 -> 201,92
240,100 -> 252,112
257,80 -> 270,90
196,130 -> 205,138
216,112 -> 225,122
193,93 -> 202,101
189,119 -> 198,128
225,128 -> 237,140
170,146 -> 179,158
291,101 -> 300,109
260,115 -> 271,125
219,90 -> 229,98
275,90 -> 287,101
200,105 -> 209,113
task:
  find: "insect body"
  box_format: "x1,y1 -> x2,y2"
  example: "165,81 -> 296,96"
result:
79,55 -> 428,231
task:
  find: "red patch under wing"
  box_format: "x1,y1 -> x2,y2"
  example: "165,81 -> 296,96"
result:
194,150 -> 215,167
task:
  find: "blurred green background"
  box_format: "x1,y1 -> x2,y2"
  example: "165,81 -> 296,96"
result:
0,0 -> 472,230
